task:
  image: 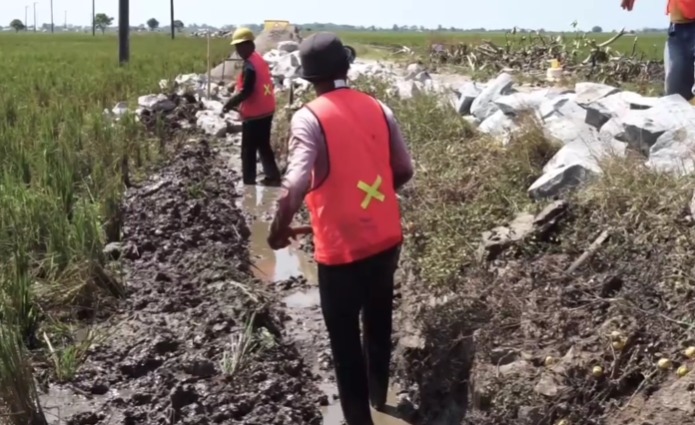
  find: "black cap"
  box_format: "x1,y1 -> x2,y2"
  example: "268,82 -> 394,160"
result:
297,32 -> 354,82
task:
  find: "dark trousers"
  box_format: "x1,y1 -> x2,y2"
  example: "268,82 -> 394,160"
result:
241,115 -> 281,184
318,245 -> 400,425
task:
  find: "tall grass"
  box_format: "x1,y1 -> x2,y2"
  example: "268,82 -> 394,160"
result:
0,33 -> 230,421
338,30 -> 666,60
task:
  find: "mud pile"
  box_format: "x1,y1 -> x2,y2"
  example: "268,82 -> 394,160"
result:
137,92 -> 201,138
62,140 -> 321,424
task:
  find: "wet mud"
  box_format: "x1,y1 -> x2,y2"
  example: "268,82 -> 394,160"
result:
45,140 -> 322,424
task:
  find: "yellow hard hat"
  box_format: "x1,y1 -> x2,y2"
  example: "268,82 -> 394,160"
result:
230,27 -> 254,45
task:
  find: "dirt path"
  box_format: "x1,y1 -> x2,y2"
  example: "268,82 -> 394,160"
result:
40,139 -> 322,424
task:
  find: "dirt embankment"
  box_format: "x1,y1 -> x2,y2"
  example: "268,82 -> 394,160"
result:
394,192 -> 695,425
59,140 -> 321,424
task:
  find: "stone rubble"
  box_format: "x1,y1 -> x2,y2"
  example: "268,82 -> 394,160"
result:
122,47 -> 695,200
453,75 -> 695,198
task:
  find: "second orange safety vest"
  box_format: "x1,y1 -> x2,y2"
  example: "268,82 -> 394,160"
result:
237,52 -> 275,121
667,0 -> 695,19
303,88 -> 403,266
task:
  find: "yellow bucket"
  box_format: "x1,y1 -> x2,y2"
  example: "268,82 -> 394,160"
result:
548,59 -> 560,69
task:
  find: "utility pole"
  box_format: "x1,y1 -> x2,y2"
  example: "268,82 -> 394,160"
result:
92,0 -> 95,36
50,0 -> 54,33
64,10 -> 67,30
170,0 -> 175,39
118,0 -> 130,64
24,5 -> 28,29
33,2 -> 37,32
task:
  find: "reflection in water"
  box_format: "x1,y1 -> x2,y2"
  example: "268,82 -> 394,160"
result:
241,185 -> 317,284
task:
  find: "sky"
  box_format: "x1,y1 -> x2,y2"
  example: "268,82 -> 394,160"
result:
0,0 -> 673,31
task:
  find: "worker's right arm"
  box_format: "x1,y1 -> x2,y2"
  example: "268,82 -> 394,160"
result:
378,101 -> 414,190
621,0 -> 635,11
268,110 -> 319,245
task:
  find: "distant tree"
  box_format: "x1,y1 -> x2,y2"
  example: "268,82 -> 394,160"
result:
591,25 -> 603,33
147,18 -> 159,31
392,24 -> 398,31
10,19 -> 25,32
94,13 -> 113,33
173,20 -> 185,32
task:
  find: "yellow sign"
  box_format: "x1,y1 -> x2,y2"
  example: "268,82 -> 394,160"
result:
263,83 -> 272,95
357,175 -> 385,209
263,20 -> 290,32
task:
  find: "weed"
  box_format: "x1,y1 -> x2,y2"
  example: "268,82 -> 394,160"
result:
220,313 -> 267,376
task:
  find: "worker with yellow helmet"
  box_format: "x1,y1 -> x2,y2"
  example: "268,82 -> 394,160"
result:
223,27 -> 281,186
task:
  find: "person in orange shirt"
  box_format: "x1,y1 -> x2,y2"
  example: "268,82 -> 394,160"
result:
223,28 -> 282,186
622,0 -> 695,100
267,32 -> 414,425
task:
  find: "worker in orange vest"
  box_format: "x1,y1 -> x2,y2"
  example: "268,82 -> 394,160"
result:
622,0 -> 695,100
267,32 -> 414,425
223,27 -> 282,186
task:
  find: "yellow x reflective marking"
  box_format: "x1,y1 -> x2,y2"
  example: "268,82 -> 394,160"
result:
357,175 -> 385,209
263,83 -> 272,95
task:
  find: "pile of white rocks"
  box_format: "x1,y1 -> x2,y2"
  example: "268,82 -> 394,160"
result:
122,43 -> 695,201
115,41 -> 444,141
262,41 -> 449,99
455,72 -> 695,198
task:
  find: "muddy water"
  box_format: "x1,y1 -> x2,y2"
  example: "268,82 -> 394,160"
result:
239,184 -> 412,425
239,184 -> 317,283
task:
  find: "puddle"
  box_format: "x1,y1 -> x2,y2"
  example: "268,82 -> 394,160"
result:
239,182 -> 412,425
283,286 -> 321,309
239,185 -> 317,283
40,384 -> 122,424
320,382 -> 412,425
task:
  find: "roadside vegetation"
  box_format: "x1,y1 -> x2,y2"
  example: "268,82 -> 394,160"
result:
0,33 -> 229,422
340,30 -> 666,59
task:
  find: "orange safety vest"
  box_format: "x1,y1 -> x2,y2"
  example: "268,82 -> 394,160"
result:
303,88 -> 403,265
667,0 -> 695,19
237,52 -> 275,121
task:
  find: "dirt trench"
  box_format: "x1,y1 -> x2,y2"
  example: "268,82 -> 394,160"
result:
41,139 -> 322,424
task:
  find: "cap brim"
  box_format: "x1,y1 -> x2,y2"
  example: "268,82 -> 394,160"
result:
230,38 -> 253,45
344,45 -> 357,63
295,66 -> 314,82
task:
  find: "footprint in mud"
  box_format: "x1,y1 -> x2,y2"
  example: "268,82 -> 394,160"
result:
239,185 -> 415,425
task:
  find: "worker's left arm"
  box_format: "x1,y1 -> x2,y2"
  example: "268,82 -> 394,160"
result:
379,101 -> 414,190
224,61 -> 256,111
267,109 -> 320,249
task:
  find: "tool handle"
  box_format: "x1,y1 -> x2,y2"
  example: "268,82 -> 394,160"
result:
290,226 -> 313,236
